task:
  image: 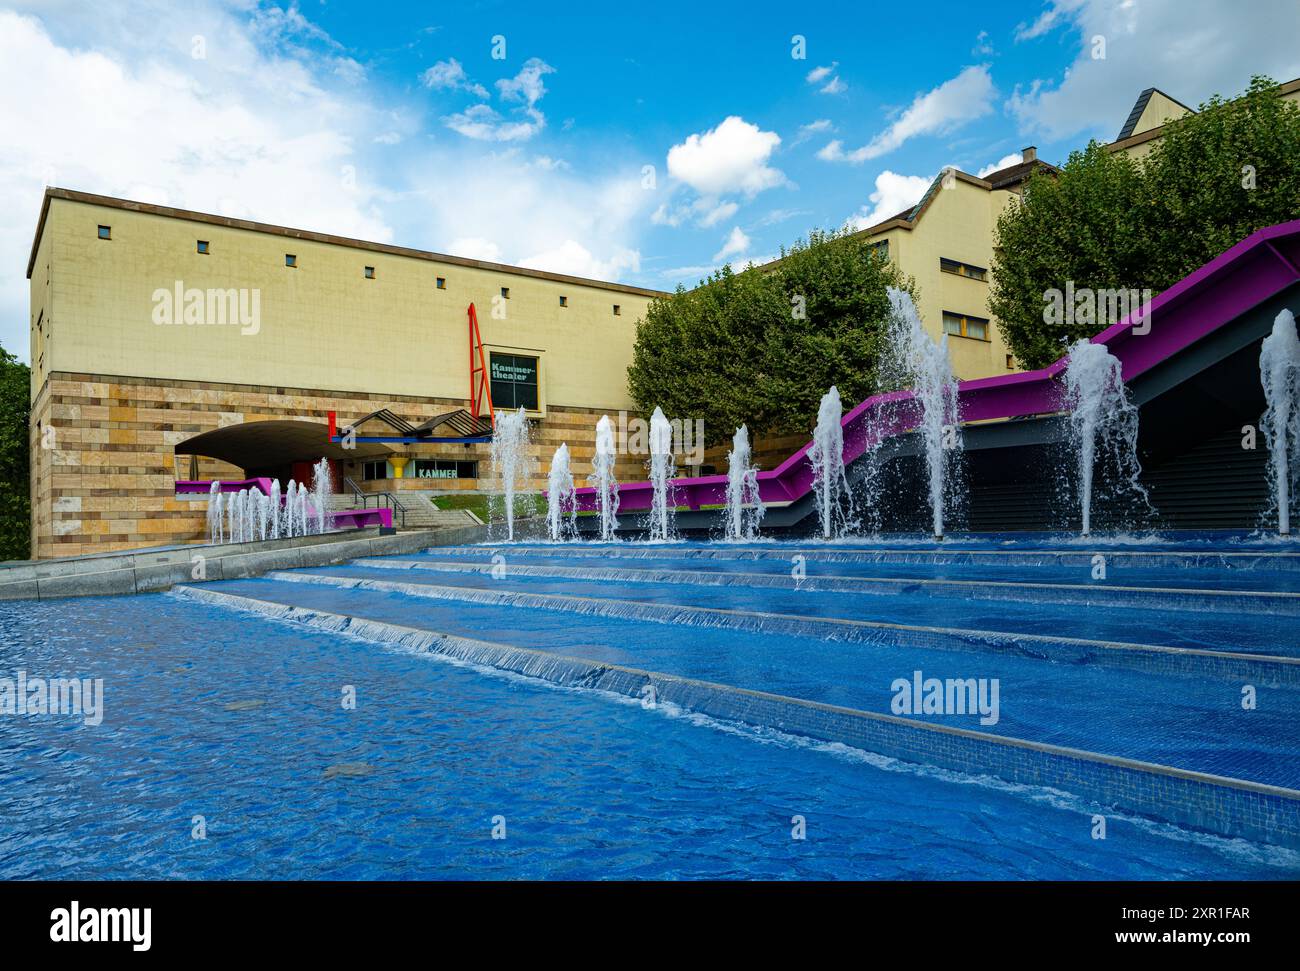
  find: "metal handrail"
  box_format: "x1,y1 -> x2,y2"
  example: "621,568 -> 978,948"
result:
341,476 -> 407,528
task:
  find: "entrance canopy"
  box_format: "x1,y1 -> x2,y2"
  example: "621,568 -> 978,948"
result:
175,419 -> 393,468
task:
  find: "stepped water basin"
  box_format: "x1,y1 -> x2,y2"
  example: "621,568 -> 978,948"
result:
4,532 -> 1299,877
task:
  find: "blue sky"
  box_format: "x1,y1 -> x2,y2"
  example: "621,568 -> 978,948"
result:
2,0 -> 1298,359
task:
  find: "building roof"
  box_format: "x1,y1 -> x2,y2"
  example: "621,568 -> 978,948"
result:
980,158 -> 1059,190
27,187 -> 669,298
1108,77 -> 1300,154
1116,87 -> 1195,140
852,157 -> 1057,238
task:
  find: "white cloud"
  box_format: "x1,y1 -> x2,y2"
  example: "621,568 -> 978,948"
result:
806,62 -> 845,95
421,57 -> 488,98
697,200 -> 739,228
520,239 -> 640,280
1008,0 -> 1300,141
441,57 -> 556,143
978,152 -> 1023,177
972,30 -> 995,56
496,58 -> 555,107
712,226 -> 750,262
446,237 -> 503,262
1014,0 -> 1086,42
845,171 -> 932,231
443,103 -> 545,142
666,116 -> 785,196
820,66 -> 995,163
0,4 -> 651,360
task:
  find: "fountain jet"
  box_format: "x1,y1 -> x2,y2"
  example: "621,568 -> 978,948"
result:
647,407 -> 677,541
588,415 -> 620,540
546,443 -> 577,542
1260,308 -> 1300,536
1063,339 -> 1148,536
723,424 -> 763,540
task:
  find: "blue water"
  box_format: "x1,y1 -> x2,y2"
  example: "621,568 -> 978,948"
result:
0,594 -> 1294,880
203,571 -> 1300,789
3,532 -> 1299,879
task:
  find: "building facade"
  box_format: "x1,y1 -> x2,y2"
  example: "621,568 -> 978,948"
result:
28,189 -> 663,558
850,148 -> 1057,380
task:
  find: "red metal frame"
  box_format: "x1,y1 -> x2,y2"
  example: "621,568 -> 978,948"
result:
468,302 -> 495,425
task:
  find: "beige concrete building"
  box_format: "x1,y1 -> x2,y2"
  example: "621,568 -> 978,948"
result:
850,149 -> 1058,379
28,188 -> 663,558
1108,78 -> 1300,161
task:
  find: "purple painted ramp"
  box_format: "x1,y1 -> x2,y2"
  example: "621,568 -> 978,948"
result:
572,220 -> 1300,514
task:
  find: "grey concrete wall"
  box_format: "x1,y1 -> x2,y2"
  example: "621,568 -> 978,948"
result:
0,523 -> 489,601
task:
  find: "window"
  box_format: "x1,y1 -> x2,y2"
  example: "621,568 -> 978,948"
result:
500,286 -> 510,299
197,240 -> 210,254
97,225 -> 111,240
489,353 -> 539,411
362,460 -> 390,481
943,312 -> 990,341
613,304 -> 621,316
1006,354 -> 1016,370
872,240 -> 889,259
412,459 -> 479,480
436,277 -> 446,289
559,295 -> 568,307
364,266 -> 375,279
940,258 -> 987,281
285,254 -> 297,267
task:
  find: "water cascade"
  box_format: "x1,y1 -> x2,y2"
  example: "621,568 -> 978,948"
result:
885,287 -> 961,539
310,458 -> 333,536
588,415 -> 620,540
207,481 -> 224,543
546,443 -> 577,541
490,407 -> 532,541
1260,308 -> 1300,536
808,386 -> 855,539
723,424 -> 764,540
206,465 -> 335,544
1063,339 -> 1148,536
647,407 -> 677,541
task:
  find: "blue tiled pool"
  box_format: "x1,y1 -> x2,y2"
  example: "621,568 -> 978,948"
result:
3,533 -> 1298,878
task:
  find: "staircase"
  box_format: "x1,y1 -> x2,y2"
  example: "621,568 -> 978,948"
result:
329,489 -> 480,529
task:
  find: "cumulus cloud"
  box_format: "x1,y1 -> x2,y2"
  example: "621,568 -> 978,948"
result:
0,4 -> 650,359
978,152 -> 1023,177
421,57 -> 488,98
443,103 -> 545,142
439,57 -> 556,142
819,66 -> 995,163
446,236 -> 503,262
666,116 -> 785,196
845,171 -> 933,231
496,57 -> 555,106
1008,0 -> 1300,141
712,226 -> 750,262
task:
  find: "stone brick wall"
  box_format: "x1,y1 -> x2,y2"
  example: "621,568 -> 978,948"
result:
30,371 -> 649,559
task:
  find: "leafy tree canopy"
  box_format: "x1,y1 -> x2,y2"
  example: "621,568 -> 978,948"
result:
0,341 -> 31,560
627,228 -> 914,445
991,76 -> 1300,369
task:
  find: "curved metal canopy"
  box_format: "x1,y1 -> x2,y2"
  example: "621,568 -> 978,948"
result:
174,419 -> 392,467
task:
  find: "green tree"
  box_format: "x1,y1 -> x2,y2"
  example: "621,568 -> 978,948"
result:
991,76 -> 1300,369
0,342 -> 31,560
627,228 -> 912,444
